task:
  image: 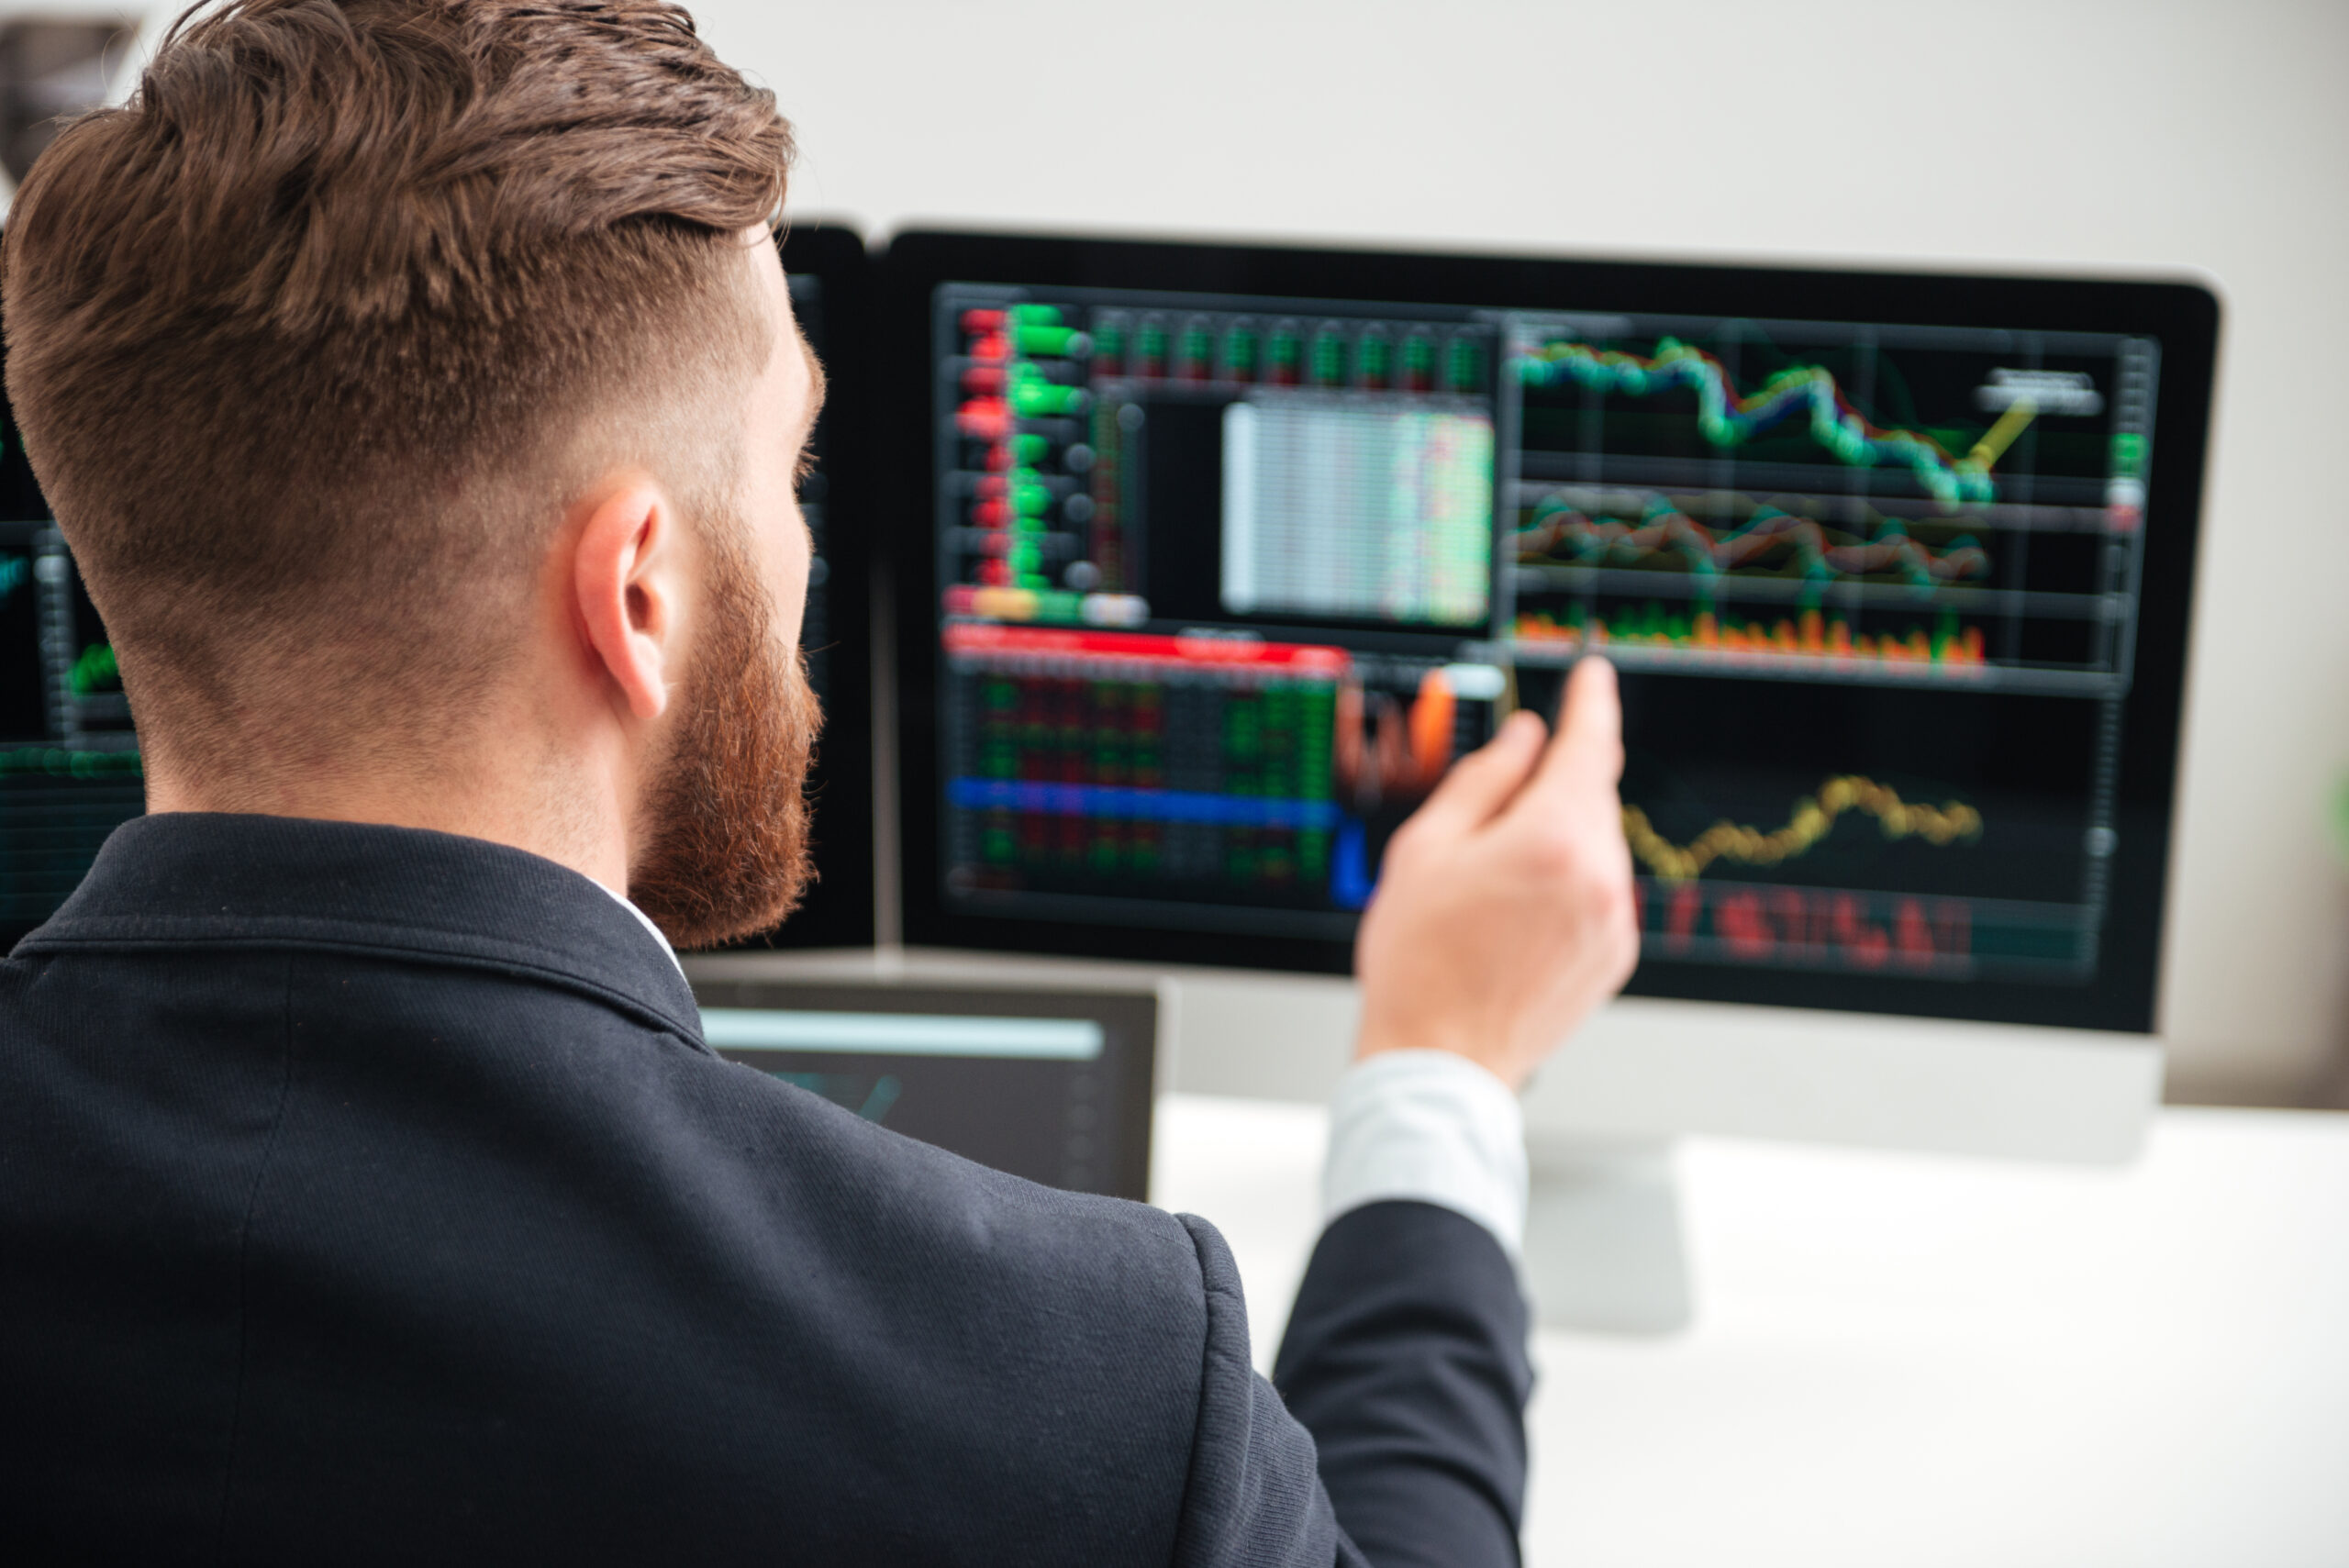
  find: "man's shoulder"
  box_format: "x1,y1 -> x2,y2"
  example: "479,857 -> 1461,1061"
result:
665,1033 -> 1203,1287
0,937 -> 1226,1558
3,929 -> 1203,1301
315,936 -> 1212,1326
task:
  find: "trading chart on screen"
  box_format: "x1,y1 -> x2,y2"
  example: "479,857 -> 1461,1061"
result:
925,276 -> 2168,1000
932,289 -> 1510,940
0,335 -> 138,938
0,517 -> 140,938
1498,309 -> 2155,984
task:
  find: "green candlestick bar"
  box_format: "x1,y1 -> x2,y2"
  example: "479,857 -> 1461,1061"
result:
0,746 -> 143,778
1312,330 -> 1348,387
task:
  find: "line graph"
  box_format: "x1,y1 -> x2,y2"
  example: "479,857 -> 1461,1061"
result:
1517,339 -> 2012,506
1516,495 -> 1990,589
1623,775 -> 1983,882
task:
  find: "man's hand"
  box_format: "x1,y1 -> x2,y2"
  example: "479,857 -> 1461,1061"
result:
1353,657 -> 1638,1090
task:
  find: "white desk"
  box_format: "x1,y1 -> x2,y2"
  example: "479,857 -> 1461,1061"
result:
1151,1098 -> 2349,1568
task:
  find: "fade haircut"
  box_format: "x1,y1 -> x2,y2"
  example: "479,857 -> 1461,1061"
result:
1,0 -> 792,779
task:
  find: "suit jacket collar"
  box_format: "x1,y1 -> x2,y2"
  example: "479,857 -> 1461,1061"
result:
17,812 -> 706,1045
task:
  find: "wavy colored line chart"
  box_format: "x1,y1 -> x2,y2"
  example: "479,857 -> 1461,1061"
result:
1516,496 -> 1990,589
1517,339 -> 2005,506
1623,775 -> 1984,883
1500,311 -> 2153,698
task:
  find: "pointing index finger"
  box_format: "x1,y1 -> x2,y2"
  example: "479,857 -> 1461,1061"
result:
1529,656 -> 1622,802
1407,707 -> 1547,840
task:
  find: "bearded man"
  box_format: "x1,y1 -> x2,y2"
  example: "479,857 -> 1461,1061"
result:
0,2 -> 1639,1562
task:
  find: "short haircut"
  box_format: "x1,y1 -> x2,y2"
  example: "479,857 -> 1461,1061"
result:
1,0 -> 792,775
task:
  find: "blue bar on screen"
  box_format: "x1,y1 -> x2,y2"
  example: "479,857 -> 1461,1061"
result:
948,777 -> 1343,830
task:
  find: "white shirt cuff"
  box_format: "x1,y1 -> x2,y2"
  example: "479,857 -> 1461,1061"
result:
1322,1050 -> 1528,1259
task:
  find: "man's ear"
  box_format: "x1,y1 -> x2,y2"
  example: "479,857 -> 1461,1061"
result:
571,476 -> 685,722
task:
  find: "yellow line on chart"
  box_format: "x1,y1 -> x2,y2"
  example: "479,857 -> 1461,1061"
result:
1967,396 -> 2038,469
1623,775 -> 1983,883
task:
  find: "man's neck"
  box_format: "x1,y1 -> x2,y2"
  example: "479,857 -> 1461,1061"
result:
143,749 -> 633,898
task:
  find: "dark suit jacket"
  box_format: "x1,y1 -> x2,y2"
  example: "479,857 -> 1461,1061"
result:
0,815 -> 1531,1564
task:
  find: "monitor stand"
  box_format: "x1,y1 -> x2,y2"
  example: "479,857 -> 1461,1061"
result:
1522,1141 -> 1693,1335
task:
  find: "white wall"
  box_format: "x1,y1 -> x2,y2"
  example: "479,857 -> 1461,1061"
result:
680,0 -> 2349,1101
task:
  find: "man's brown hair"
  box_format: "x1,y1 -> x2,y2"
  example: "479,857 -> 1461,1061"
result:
1,0 -> 792,778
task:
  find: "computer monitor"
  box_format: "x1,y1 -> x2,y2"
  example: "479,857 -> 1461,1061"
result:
0,346 -> 141,947
755,222 -> 875,951
885,232 -> 2215,1039
880,232 -> 2216,1330
0,224 -> 879,953
685,978 -> 1156,1199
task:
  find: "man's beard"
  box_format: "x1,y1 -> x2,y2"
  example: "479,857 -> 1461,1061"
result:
628,532 -> 821,950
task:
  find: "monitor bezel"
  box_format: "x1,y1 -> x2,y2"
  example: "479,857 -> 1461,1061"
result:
882,229 -> 2218,1034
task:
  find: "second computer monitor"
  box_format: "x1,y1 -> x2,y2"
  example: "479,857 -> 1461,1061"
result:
887,232 -> 2215,1034
760,222 -> 874,951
